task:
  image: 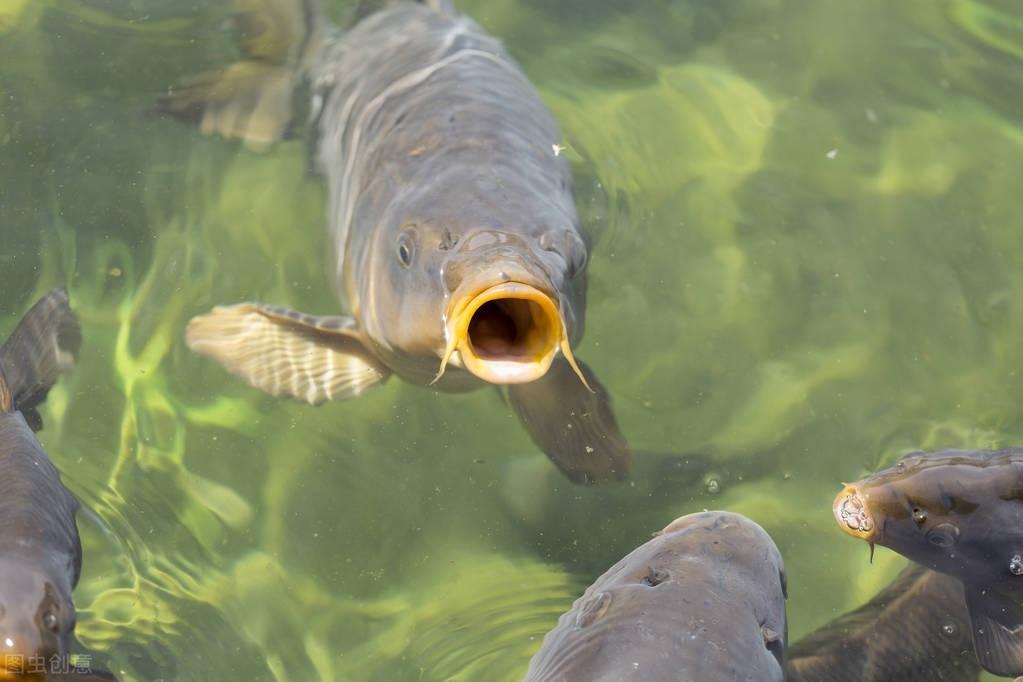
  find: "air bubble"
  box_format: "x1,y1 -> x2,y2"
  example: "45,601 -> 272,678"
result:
941,623 -> 957,636
704,477 -> 721,495
1009,554 -> 1023,576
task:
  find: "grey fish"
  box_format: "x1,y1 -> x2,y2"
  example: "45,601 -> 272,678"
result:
157,0 -> 631,484
786,564 -> 980,682
0,290 -> 117,680
523,511 -> 788,681
834,448 -> 1023,677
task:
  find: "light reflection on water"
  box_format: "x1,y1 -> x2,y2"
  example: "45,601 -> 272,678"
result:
1,0 -> 1022,679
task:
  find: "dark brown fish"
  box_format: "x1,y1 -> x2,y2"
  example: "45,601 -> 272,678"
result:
834,448 -> 1023,677
158,0 -> 631,484
786,564 -> 980,682
524,511 -> 788,681
0,290 -> 118,681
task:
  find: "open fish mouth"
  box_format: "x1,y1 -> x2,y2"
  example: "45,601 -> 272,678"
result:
434,282 -> 589,387
834,486 -> 875,540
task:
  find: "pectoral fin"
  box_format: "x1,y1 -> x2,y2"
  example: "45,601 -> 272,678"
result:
965,583 -> 1023,677
0,288 -> 81,425
154,0 -> 322,149
185,302 -> 389,404
507,356 -> 631,484
155,62 -> 298,150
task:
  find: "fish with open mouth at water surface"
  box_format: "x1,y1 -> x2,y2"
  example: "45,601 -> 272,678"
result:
0,289 -> 119,681
157,0 -> 631,484
834,448 -> 1023,678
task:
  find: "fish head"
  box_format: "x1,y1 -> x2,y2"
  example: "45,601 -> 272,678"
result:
661,510 -> 788,591
833,450 -> 1022,579
363,211 -> 589,386
0,559 -> 73,678
526,511 -> 788,681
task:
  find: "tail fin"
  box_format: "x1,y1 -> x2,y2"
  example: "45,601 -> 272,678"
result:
155,0 -> 323,150
0,289 -> 81,428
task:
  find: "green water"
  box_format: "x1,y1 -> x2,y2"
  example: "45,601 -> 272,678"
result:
2,0 -> 1022,679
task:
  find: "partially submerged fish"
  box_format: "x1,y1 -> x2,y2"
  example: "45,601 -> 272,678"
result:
786,564 -> 979,682
158,0 -> 631,484
834,448 -> 1023,677
524,511 -> 788,681
0,289 -> 118,681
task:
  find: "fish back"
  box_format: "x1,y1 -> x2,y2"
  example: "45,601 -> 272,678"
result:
0,289 -> 82,583
313,3 -> 577,298
786,565 -> 980,682
0,411 -> 81,584
525,512 -> 787,681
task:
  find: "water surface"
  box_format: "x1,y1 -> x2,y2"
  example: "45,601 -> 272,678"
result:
2,0 -> 1022,679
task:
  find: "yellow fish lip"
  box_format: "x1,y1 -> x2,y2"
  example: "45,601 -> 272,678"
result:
433,281 -> 590,388
834,485 -> 876,541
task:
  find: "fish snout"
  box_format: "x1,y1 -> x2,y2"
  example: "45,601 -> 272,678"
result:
442,236 -> 558,295
833,486 -> 876,541
441,281 -> 565,384
434,233 -> 590,388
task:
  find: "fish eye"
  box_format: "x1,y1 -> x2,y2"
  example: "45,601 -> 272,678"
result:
43,610 -> 59,633
925,523 -> 960,548
396,230 -> 416,268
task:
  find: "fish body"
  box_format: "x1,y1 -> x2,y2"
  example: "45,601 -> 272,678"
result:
0,290 -> 92,678
834,448 -> 1023,677
786,565 -> 979,682
311,3 -> 585,386
524,511 -> 788,681
161,0 -> 631,484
